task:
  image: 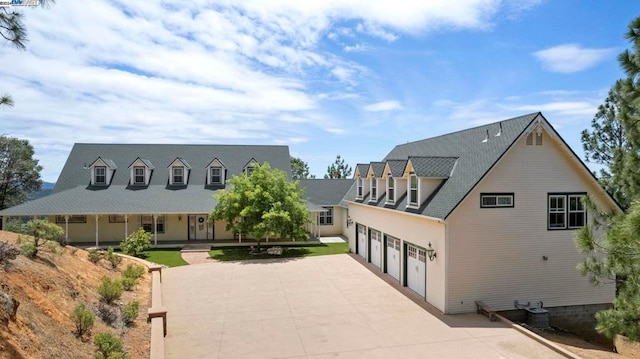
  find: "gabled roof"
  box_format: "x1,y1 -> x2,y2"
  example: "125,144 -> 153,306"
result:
299,179 -> 353,207
385,160 -> 407,177
369,162 -> 386,178
88,157 -> 117,169
129,157 -> 155,170
167,157 -> 192,169
408,156 -> 458,178
206,157 -> 227,169
354,164 -> 369,178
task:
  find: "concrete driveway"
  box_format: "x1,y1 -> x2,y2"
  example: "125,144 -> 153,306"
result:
162,254 -> 564,358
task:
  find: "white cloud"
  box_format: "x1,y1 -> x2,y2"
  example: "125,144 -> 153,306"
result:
344,43 -> 370,52
356,22 -> 398,42
325,128 -> 346,134
532,44 -> 615,73
364,100 -> 404,112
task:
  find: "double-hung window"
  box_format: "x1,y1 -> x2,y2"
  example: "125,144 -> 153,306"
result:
142,215 -> 165,233
548,193 -> 585,229
172,166 -> 184,184
356,178 -> 363,199
95,166 -> 106,185
319,207 -> 333,225
387,177 -> 395,203
409,174 -> 418,206
134,166 -> 145,185
210,167 -> 222,184
370,179 -> 377,201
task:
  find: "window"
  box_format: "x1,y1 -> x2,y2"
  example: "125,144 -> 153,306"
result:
142,215 -> 165,233
387,177 -> 395,203
210,167 -> 222,184
95,166 -> 106,185
319,207 -> 333,225
246,166 -> 255,176
480,193 -> 514,208
55,215 -> 86,223
172,166 -> 184,184
134,166 -> 145,184
526,133 -> 543,146
370,179 -> 377,201
548,193 -> 585,230
109,214 -> 126,223
356,178 -> 363,198
409,174 -> 418,206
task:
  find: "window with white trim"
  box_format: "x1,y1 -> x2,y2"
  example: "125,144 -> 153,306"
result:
370,178 -> 377,201
409,174 -> 418,206
55,215 -> 86,223
95,166 -> 106,185
548,193 -> 585,230
319,207 -> 333,225
210,166 -> 222,184
387,177 -> 395,203
356,178 -> 363,198
142,215 -> 165,233
134,166 -> 145,185
172,166 -> 184,184
480,193 -> 514,208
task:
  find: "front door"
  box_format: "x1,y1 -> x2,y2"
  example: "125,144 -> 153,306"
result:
188,215 -> 213,240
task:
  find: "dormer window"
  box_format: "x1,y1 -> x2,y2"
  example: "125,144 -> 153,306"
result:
387,177 -> 395,203
134,166 -> 145,184
356,178 -> 363,199
370,178 -> 377,202
243,158 -> 258,177
173,167 -> 184,184
89,157 -> 117,186
167,158 -> 191,186
206,158 -> 227,186
95,166 -> 106,185
409,174 -> 418,207
246,166 -> 255,176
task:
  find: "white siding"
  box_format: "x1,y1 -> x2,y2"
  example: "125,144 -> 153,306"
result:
347,202 -> 446,311
446,131 -> 616,314
318,206 -> 345,236
419,178 -> 443,205
395,178 -> 407,202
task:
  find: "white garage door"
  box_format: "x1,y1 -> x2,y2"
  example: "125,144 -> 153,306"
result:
369,229 -> 381,269
406,243 -> 426,297
357,224 -> 367,258
386,236 -> 400,281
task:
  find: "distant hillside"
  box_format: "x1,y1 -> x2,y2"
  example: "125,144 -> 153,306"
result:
27,181 -> 55,201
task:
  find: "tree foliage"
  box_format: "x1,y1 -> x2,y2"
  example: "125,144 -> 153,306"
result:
1,0 -> 55,107
324,155 -> 352,179
209,162 -> 310,244
290,156 -> 310,179
0,136 -> 43,210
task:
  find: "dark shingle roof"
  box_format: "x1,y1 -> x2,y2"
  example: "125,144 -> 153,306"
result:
344,113 -> 540,219
408,156 -> 458,178
355,164 -> 370,177
0,143 -> 291,216
370,162 -> 385,178
299,179 -> 354,207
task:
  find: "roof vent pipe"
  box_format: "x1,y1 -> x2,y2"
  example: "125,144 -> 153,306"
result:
482,129 -> 489,143
495,123 -> 502,137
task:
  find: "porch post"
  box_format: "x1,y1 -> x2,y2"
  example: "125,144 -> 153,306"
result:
95,215 -> 99,248
124,214 -> 128,239
64,215 -> 69,244
153,214 -> 158,247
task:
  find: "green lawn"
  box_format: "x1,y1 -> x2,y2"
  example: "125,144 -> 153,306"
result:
143,249 -> 189,267
209,242 -> 348,261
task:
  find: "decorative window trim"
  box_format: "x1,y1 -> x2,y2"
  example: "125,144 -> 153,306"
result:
319,207 -> 333,225
548,193 -> 586,230
210,166 -> 223,185
480,193 -> 514,208
408,174 -> 418,207
370,178 -> 377,202
55,215 -> 86,224
172,166 -> 184,184
134,166 -> 145,185
387,177 -> 395,204
109,214 -> 126,223
94,166 -> 106,185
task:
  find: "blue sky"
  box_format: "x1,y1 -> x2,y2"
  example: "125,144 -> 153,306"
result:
0,0 -> 638,182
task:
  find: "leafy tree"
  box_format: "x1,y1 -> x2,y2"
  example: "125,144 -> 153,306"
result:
576,198 -> 640,341
290,156 -> 310,179
324,155 -> 352,179
0,136 -> 43,210
20,219 -> 64,257
209,162 -> 310,245
1,0 -> 54,107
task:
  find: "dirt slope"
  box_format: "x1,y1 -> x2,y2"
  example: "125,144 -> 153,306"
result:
0,231 -> 150,359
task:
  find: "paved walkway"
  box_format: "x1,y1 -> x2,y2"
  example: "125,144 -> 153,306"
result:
162,254 -> 565,359
180,251 -> 212,265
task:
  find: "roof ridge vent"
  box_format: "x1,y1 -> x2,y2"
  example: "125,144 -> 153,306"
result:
482,129 -> 489,143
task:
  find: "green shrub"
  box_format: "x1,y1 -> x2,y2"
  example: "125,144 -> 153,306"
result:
94,332 -> 129,359
122,264 -> 145,280
122,300 -> 139,327
19,241 -> 37,258
88,248 -> 102,264
97,276 -> 123,304
106,247 -> 122,269
70,303 -> 94,337
119,228 -> 151,258
121,277 -> 136,291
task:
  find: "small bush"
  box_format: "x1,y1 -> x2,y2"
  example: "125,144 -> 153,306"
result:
1,291 -> 19,324
106,247 -> 122,269
71,303 -> 94,337
119,228 -> 151,258
122,300 -> 139,327
94,332 -> 128,359
19,241 -> 37,258
121,277 -> 136,291
88,248 -> 102,264
97,276 -> 123,304
45,240 -> 64,259
122,263 -> 145,280
0,241 -> 21,264
97,302 -> 118,326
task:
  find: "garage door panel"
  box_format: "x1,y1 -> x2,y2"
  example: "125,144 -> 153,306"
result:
370,229 -> 381,269
406,243 -> 426,297
357,224 -> 366,258
386,236 -> 400,281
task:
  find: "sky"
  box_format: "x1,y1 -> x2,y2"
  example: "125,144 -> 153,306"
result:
0,1 -> 638,182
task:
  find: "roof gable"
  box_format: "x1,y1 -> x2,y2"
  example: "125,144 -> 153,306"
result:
407,156 -> 458,178
89,157 -> 117,169
129,157 -> 154,170
167,157 -> 192,169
